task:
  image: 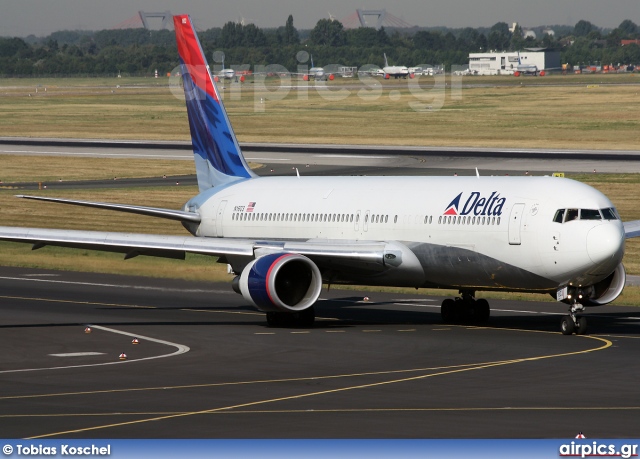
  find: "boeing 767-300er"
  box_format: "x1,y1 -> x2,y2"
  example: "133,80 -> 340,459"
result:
1,14 -> 639,335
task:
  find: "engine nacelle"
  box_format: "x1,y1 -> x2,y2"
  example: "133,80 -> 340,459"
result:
581,263 -> 626,306
235,253 -> 323,313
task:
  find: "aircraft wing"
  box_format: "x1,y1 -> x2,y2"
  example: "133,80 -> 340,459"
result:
623,220 -> 640,239
0,226 -> 389,268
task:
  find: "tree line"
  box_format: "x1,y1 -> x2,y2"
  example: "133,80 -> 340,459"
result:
1,16 -> 639,77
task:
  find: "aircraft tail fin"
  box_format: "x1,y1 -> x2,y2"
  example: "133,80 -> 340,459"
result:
384,53 -> 389,67
310,54 -> 315,68
173,15 -> 255,192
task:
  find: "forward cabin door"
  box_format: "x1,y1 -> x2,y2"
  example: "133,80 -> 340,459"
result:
508,203 -> 525,245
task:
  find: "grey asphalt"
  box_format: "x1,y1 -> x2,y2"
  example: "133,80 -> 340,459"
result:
1,266 -> 639,439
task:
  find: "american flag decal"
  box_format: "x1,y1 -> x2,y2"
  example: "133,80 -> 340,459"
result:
247,202 -> 256,212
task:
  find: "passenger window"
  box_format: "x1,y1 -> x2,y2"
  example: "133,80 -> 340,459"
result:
553,209 -> 564,223
564,209 -> 579,222
580,209 -> 601,220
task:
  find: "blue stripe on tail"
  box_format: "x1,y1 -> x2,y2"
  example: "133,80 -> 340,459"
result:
174,15 -> 255,191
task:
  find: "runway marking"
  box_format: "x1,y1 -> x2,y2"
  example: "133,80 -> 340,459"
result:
291,331 -> 310,334
393,303 -> 436,308
362,330 -> 381,333
49,352 -> 105,357
594,334 -> 640,340
0,150 -> 191,159
397,329 -> 416,332
325,330 -> 345,333
0,276 -> 230,295
0,325 -> 189,374
0,294 -> 157,309
24,335 -> 612,438
314,155 -> 393,159
245,157 -> 290,161
7,405 -> 640,419
254,332 -> 275,335
182,308 -> 264,317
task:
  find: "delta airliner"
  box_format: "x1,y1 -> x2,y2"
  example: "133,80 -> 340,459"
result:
1,15 -> 639,335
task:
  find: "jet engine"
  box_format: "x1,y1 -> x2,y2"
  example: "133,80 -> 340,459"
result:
574,263 -> 627,306
233,253 -> 323,313
583,263 -> 626,306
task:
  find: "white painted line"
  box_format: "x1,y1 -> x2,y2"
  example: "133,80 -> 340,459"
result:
393,303 -> 439,308
391,298 -> 436,302
0,276 -> 230,295
49,352 -> 105,357
24,274 -> 61,277
325,330 -> 345,333
314,154 -> 392,159
255,332 -> 275,335
245,157 -> 291,161
0,325 -> 189,374
0,150 -> 191,159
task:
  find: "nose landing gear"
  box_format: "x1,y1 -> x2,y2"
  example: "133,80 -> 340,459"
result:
561,303 -> 587,335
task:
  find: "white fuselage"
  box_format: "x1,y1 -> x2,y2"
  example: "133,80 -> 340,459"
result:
308,67 -> 325,79
383,65 -> 409,77
184,176 -> 625,292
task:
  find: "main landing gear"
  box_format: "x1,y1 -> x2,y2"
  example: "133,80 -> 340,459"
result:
441,291 -> 490,324
266,306 -> 315,328
561,303 -> 588,335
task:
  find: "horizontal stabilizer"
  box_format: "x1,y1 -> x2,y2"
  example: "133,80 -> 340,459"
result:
17,195 -> 201,223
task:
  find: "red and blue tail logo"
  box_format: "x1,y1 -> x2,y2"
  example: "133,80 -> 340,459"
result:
174,15 -> 255,191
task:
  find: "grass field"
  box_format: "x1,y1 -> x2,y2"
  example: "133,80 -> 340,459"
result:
1,75 -> 640,305
1,73 -> 640,149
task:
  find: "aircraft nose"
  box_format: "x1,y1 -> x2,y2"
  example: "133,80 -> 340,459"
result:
586,223 -> 624,265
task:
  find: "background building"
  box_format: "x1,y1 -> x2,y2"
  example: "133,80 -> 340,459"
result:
468,49 -> 561,75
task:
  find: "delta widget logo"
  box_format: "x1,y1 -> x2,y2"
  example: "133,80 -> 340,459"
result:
444,191 -> 507,216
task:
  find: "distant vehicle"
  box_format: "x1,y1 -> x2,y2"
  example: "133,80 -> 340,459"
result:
513,52 -> 557,77
212,55 -> 245,83
299,55 -> 332,81
383,53 -> 410,79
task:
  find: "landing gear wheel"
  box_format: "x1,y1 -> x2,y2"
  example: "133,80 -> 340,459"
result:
266,312 -> 282,328
474,298 -> 490,323
292,307 -> 315,328
266,307 -> 315,328
576,316 -> 588,335
441,298 -> 456,323
561,315 -> 575,335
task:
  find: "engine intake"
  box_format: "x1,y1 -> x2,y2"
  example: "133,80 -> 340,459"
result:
582,263 -> 626,306
236,253 -> 322,312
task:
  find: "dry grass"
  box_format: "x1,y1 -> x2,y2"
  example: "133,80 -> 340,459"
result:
1,74 -> 640,149
0,155 -> 196,183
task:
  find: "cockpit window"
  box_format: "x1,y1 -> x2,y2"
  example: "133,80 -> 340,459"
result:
553,209 -> 565,223
554,207 -> 619,223
564,209 -> 579,222
580,209 -> 602,220
601,208 -> 619,220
